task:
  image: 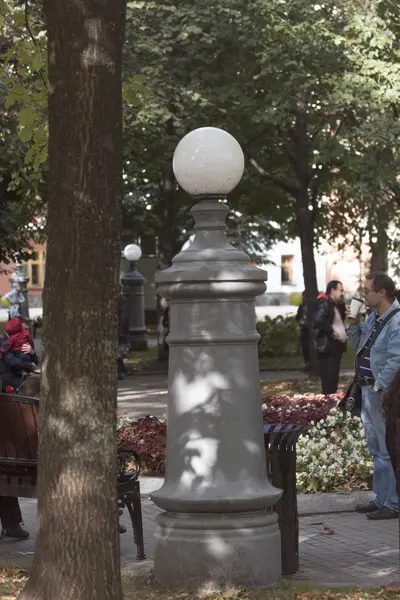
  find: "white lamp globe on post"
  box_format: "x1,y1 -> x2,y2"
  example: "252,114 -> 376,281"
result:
151,127 -> 282,589
120,243 -> 147,351
123,243 -> 142,265
172,126 -> 245,196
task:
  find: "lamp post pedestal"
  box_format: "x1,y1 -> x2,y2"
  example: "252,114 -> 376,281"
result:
121,264 -> 148,351
151,195 -> 282,589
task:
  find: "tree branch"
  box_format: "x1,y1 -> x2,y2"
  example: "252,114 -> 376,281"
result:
247,156 -> 298,197
25,1 -> 47,89
275,125 -> 299,172
25,1 -> 38,46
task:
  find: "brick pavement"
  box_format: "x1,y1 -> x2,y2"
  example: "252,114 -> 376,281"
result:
1,497 -> 398,587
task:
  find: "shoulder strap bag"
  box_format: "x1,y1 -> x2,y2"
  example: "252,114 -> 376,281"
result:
339,308 -> 400,416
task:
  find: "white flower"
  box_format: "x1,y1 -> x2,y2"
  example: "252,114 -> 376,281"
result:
296,412 -> 372,493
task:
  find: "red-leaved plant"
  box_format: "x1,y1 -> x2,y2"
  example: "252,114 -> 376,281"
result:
117,393 -> 342,475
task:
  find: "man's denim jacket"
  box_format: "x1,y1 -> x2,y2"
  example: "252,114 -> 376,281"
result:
347,299 -> 400,391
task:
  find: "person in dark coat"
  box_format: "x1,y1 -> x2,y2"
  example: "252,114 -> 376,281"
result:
382,369 -> 400,489
312,280 -> 347,395
0,372 -> 33,539
0,497 -> 29,539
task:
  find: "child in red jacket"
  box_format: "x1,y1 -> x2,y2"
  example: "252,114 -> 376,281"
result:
1,318 -> 37,377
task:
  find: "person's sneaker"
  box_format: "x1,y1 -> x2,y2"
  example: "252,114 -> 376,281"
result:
355,501 -> 378,514
366,507 -> 399,520
119,523 -> 127,534
2,524 -> 30,540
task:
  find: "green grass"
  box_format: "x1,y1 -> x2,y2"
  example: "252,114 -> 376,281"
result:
2,569 -> 399,600
127,345 -> 356,377
259,346 -> 356,371
126,346 -> 162,373
0,568 -> 28,598
122,574 -> 400,600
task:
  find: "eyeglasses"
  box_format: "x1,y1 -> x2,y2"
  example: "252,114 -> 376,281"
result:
363,288 -> 377,295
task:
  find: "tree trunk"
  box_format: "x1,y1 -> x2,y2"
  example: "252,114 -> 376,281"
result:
369,222 -> 389,273
291,105 -> 319,301
19,2 -> 126,600
156,161 -> 182,362
368,198 -> 390,274
296,203 -> 319,301
295,188 -> 319,373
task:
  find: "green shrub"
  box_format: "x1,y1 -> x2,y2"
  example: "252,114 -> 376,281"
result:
289,292 -> 303,306
257,315 -> 301,358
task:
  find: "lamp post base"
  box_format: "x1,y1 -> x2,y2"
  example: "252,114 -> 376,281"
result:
153,510 -> 281,590
126,331 -> 148,351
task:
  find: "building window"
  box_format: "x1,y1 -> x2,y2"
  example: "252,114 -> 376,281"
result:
281,255 -> 294,285
26,250 -> 46,288
31,264 -> 39,285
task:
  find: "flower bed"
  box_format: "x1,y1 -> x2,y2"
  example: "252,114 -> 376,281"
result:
117,393 -> 373,493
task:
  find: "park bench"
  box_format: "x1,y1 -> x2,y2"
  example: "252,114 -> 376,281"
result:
0,392 -> 146,560
264,424 -> 309,576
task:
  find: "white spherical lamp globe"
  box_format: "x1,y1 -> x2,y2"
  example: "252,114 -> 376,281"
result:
172,127 -> 245,196
123,244 -> 142,262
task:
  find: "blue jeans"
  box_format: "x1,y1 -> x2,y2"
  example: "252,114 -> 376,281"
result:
361,386 -> 398,511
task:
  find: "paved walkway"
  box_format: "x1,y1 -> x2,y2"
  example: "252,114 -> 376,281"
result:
1,497 -> 398,587
0,366 -> 397,586
1,339 -> 377,585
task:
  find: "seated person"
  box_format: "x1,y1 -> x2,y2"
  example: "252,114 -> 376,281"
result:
1,318 -> 36,366
0,335 -> 36,541
0,318 -> 37,392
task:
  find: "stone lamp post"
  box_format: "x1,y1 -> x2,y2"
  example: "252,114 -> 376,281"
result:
151,127 -> 282,589
121,244 -> 148,351
9,264 -> 30,320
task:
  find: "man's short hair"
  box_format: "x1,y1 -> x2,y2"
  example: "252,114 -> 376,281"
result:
366,272 -> 396,300
326,280 -> 342,296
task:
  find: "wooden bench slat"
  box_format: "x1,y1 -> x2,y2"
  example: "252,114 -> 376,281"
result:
0,392 -> 146,560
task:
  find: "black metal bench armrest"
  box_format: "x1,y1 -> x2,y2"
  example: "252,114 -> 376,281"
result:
117,450 -> 141,483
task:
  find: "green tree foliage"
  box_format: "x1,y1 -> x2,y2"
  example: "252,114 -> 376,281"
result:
1,0 -> 400,286
122,0 -> 294,265
123,0 -> 400,295
0,0 -> 46,263
325,1 -> 400,270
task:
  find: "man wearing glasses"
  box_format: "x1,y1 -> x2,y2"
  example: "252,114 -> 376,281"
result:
348,272 -> 400,520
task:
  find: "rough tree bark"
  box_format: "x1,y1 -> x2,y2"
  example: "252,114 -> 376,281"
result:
291,106 -> 319,371
370,233 -> 389,273
369,211 -> 389,273
296,193 -> 319,301
296,188 -> 319,372
291,108 -> 319,311
19,2 -> 126,600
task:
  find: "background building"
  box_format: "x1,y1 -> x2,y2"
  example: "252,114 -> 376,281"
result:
0,235 -> 391,315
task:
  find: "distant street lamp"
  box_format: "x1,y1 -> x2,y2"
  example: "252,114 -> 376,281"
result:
151,127 -> 282,589
120,244 -> 148,351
